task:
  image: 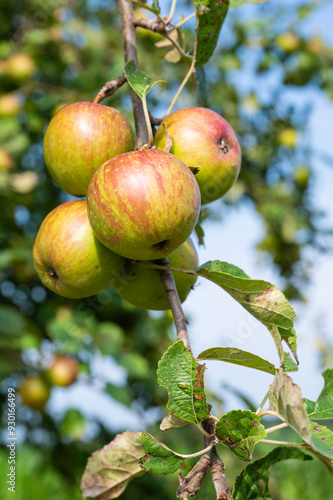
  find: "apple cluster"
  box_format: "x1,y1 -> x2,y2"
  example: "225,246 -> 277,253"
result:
33,102 -> 241,310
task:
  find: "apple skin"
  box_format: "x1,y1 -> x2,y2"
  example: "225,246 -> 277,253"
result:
33,200 -> 125,299
87,149 -> 201,260
19,375 -> 50,411
154,107 -> 241,205
43,102 -> 134,197
115,239 -> 198,310
46,356 -> 79,387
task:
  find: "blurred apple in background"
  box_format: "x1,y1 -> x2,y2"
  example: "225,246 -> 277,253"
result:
46,356 -> 79,387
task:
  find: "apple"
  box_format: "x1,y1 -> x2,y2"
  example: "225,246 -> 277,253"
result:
0,94 -> 22,116
46,356 -> 79,387
33,200 -> 126,298
154,107 -> 242,205
87,149 -> 201,260
43,102 -> 134,197
6,53 -> 36,80
19,375 -> 50,411
0,148 -> 14,171
115,239 -> 198,310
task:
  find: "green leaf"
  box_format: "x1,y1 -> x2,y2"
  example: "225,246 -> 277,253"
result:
230,0 -> 269,7
160,413 -> 189,431
139,432 -> 184,474
128,0 -> 161,15
233,447 -> 312,499
197,261 -> 296,363
105,383 -> 132,407
197,347 -> 276,375
302,422 -> 333,475
281,352 -> 299,372
216,410 -> 267,461
193,0 -> 229,67
303,369 -> 333,420
157,340 -> 210,424
269,369 -> 312,443
124,60 -> 166,100
81,431 -> 144,500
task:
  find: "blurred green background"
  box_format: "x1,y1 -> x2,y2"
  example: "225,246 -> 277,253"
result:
0,0 -> 333,498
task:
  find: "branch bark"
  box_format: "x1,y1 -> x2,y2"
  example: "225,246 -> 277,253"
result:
118,3 -> 233,499
93,74 -> 126,103
118,0 -> 148,148
157,258 -> 191,350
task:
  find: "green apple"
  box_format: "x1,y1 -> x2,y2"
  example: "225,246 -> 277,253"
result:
154,107 -> 241,205
43,102 -> 134,196
19,375 -> 50,411
33,200 -> 125,298
87,149 -> 201,260
115,239 -> 198,310
46,356 -> 78,387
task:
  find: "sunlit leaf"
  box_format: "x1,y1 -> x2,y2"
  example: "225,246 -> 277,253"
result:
197,347 -> 276,375
124,60 -> 166,100
157,340 -> 210,424
197,261 -> 296,363
192,0 -> 229,67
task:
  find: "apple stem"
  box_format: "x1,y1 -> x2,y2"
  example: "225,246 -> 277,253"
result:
118,0 -> 149,148
156,257 -> 191,351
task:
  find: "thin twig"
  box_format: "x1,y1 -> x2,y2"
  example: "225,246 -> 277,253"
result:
171,12 -> 196,29
256,390 -> 270,415
156,257 -> 191,350
118,0 -> 148,148
133,19 -> 191,62
92,74 -> 127,103
261,439 -> 300,447
266,422 -> 288,434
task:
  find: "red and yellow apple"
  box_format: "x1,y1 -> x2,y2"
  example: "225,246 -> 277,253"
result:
87,149 -> 201,260
33,200 -> 125,298
43,102 -> 134,196
154,107 -> 241,205
115,239 -> 198,310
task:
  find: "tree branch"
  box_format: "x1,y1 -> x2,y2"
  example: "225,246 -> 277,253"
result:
157,258 -> 191,350
118,0 -> 148,148
93,74 -> 127,103
203,420 -> 234,500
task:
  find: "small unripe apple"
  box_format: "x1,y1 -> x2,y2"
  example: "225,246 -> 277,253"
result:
0,148 -> 14,171
43,102 -> 134,196
46,356 -> 79,387
115,239 -> 198,310
19,375 -> 50,411
154,107 -> 241,205
33,200 -> 125,298
278,128 -> 297,148
276,32 -> 300,53
87,149 -> 201,260
0,94 -> 22,116
6,53 -> 36,80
